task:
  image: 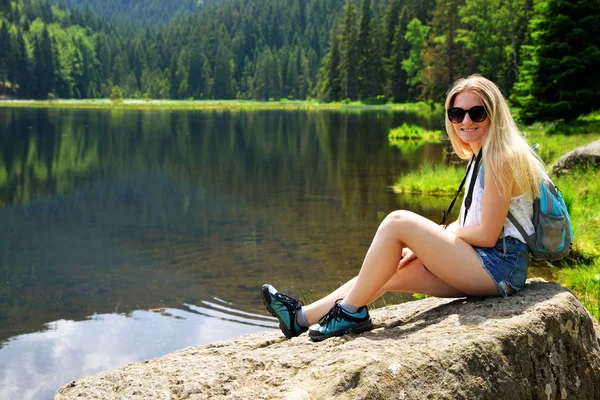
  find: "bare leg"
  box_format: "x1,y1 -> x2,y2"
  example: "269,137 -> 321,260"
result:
303,257 -> 469,325
303,278 -> 356,325
344,210 -> 497,307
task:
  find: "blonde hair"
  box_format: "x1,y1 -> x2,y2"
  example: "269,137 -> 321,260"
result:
445,74 -> 544,200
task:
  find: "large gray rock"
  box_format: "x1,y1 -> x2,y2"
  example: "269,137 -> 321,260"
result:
55,279 -> 600,400
552,139 -> 600,175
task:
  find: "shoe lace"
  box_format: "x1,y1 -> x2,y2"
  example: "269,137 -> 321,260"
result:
317,302 -> 344,327
274,292 -> 304,309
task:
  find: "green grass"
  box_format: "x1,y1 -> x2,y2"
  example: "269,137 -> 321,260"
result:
554,258 -> 600,320
521,112 -> 600,165
0,98 -> 439,112
552,167 -> 600,321
388,122 -> 443,141
393,163 -> 464,196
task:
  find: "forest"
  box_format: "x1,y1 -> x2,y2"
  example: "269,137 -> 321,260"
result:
0,0 -> 599,122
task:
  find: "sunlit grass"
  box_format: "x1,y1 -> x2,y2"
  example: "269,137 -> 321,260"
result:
521,112 -> 600,165
388,122 -> 442,141
0,98 -> 439,112
554,169 -> 600,256
554,259 -> 600,321
392,163 -> 465,196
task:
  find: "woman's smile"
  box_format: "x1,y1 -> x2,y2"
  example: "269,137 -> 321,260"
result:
452,91 -> 489,152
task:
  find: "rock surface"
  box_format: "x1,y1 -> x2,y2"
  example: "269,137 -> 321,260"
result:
55,279 -> 600,400
552,139 -> 600,175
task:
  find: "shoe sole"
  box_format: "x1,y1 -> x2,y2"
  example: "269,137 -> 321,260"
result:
309,319 -> 373,342
261,284 -> 295,339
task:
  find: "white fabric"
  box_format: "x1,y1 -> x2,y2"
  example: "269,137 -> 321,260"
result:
459,163 -> 534,243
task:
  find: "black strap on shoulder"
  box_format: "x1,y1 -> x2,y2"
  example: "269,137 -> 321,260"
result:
440,150 -> 483,226
463,150 -> 483,225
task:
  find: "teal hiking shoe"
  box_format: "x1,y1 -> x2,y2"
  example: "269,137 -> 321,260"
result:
309,302 -> 373,342
261,284 -> 308,339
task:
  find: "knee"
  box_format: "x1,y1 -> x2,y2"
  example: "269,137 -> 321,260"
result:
379,210 -> 414,235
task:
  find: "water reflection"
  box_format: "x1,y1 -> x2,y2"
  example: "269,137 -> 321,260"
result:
0,107 -> 444,399
0,299 -> 276,400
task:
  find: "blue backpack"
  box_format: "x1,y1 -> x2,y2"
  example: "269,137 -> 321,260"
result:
478,164 -> 573,261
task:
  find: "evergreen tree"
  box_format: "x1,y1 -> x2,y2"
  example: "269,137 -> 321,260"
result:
0,22 -> 10,95
324,19 -> 342,101
213,25 -> 235,99
298,50 -> 312,99
201,58 -> 213,98
188,44 -> 204,98
383,0 -> 404,59
286,49 -> 299,99
512,0 -> 600,122
366,13 -> 386,99
386,6 -> 410,102
33,27 -> 56,98
357,0 -> 373,99
340,0 -> 359,100
422,0 -> 467,103
239,56 -> 253,99
15,29 -> 34,97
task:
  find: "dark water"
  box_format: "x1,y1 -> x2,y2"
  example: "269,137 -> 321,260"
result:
0,107 -> 448,399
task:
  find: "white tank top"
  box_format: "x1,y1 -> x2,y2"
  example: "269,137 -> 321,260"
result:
459,163 -> 534,243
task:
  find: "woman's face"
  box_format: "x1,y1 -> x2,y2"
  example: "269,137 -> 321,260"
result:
450,91 -> 489,150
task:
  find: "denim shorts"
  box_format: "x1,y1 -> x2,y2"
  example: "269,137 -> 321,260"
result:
474,236 -> 529,297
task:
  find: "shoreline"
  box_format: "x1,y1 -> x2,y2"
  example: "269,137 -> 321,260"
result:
0,99 -> 439,112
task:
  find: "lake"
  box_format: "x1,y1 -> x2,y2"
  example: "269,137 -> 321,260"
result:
0,107 -> 450,399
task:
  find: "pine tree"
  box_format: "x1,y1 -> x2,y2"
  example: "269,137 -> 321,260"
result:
325,19 -> 342,101
421,0 -> 467,103
387,7 -> 410,102
357,0 -> 372,99
201,58 -> 213,99
188,45 -> 203,98
286,49 -> 299,99
33,27 -> 56,99
213,25 -> 235,99
0,22 -> 10,95
340,0 -> 359,100
512,0 -> 600,122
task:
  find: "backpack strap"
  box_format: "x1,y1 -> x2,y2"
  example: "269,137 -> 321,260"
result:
506,211 -> 535,249
463,150 -> 483,225
440,150 -> 482,225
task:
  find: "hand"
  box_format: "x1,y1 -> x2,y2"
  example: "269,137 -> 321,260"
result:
398,247 -> 417,269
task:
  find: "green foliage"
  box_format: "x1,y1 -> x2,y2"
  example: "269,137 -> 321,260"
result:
388,122 -> 441,140
340,0 -> 359,100
401,18 -> 429,98
512,0 -> 600,123
47,0 -> 204,27
110,85 -> 123,101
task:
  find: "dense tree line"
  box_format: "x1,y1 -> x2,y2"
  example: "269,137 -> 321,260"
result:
1,0 -> 599,122
47,0 -> 210,27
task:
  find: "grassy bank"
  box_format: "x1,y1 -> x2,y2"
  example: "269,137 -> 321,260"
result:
393,163 -> 464,195
392,112 -> 600,319
0,98 -> 438,112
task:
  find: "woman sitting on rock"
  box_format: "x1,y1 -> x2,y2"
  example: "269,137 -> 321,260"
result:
262,75 -> 545,342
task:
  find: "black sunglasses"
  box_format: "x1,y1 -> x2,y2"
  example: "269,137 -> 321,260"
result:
447,106 -> 487,123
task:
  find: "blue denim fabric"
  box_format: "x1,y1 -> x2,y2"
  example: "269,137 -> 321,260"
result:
474,236 -> 529,297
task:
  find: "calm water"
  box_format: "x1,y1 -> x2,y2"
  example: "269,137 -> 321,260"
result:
0,107 -> 449,399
